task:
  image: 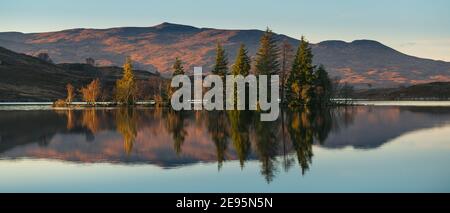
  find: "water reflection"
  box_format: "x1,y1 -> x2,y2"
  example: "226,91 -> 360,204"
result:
1,106 -> 450,182
165,111 -> 187,156
207,111 -> 230,170
116,108 -> 138,155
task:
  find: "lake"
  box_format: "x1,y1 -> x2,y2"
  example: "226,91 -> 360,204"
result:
0,105 -> 450,192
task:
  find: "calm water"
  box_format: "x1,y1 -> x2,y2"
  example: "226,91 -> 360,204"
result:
0,106 -> 450,192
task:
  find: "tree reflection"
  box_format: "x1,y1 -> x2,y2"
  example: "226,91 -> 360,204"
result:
253,112 -> 279,183
34,106 -> 356,182
115,107 -> 138,155
285,106 -> 336,175
332,106 -> 357,132
207,111 -> 230,170
196,107 -> 336,180
65,109 -> 75,130
165,110 -> 188,155
280,109 -> 295,172
81,108 -> 100,134
312,107 -> 333,144
228,110 -> 252,168
287,107 -> 315,175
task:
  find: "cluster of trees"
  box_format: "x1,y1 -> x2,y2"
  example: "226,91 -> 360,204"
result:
79,78 -> 101,104
37,53 -> 97,67
57,78 -> 102,107
58,57 -> 138,106
286,37 -> 333,107
171,28 -> 334,108
36,52 -> 53,63
85,57 -> 95,66
57,28 -> 340,108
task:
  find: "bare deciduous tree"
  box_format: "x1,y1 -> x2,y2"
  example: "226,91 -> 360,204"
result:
80,79 -> 101,105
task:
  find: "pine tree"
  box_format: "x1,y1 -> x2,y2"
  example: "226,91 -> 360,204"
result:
231,44 -> 251,108
232,44 -> 251,76
172,57 -> 185,75
167,57 -> 185,104
212,43 -> 228,76
280,40 -> 294,104
255,28 -> 280,76
314,65 -> 332,106
115,57 -> 137,105
286,36 -> 315,106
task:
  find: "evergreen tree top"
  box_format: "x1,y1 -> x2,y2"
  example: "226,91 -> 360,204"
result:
173,57 -> 185,75
315,64 -> 332,86
212,43 -> 228,76
255,28 -> 280,76
290,36 -> 315,84
232,44 -> 251,76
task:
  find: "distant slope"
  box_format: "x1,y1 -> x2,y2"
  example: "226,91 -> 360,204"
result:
0,46 -> 157,101
353,82 -> 450,100
1,22 -> 449,87
313,40 -> 450,87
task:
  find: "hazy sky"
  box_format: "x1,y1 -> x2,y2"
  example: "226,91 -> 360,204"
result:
1,0 -> 449,61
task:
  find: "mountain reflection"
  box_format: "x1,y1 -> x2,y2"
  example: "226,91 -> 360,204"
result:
1,106 -> 450,182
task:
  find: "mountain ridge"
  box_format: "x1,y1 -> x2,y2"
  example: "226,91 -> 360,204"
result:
1,22 -> 449,87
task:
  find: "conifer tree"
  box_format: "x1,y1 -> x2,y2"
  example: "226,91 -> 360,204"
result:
167,57 -> 185,104
280,40 -> 294,104
115,57 -> 137,105
286,36 -> 315,106
212,43 -> 228,76
230,44 -> 251,108
172,57 -> 185,75
314,65 -> 332,106
232,44 -> 251,76
255,28 -> 280,76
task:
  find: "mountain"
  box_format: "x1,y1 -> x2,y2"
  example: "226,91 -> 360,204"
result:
353,82 -> 450,100
1,22 -> 450,87
313,40 -> 450,87
0,46 -> 158,101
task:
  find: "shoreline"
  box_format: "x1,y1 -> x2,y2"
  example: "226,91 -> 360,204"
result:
350,100 -> 450,107
0,101 -> 155,105
1,100 -> 450,109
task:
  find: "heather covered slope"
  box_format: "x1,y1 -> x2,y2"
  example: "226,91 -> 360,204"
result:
1,22 -> 449,87
313,40 -> 450,87
0,46 -> 158,101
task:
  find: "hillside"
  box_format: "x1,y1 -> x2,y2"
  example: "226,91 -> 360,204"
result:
353,82 -> 450,100
0,47 -> 158,101
1,22 -> 449,87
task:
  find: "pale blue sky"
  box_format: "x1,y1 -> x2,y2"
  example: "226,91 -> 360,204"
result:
1,0 -> 449,61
